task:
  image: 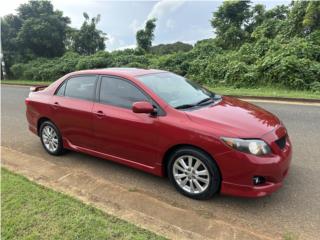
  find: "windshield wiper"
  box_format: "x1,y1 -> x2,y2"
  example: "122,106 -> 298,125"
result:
175,103 -> 196,109
196,97 -> 214,106
175,97 -> 215,109
175,97 -> 218,109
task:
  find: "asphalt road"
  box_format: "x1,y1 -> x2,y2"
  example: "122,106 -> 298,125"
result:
2,85 -> 320,239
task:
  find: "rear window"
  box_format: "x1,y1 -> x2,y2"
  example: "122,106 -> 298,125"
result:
64,76 -> 97,101
55,81 -> 66,96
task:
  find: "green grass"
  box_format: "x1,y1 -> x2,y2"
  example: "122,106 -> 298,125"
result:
1,168 -> 166,240
1,79 -> 319,99
282,232 -> 298,240
1,79 -> 52,86
208,85 -> 320,99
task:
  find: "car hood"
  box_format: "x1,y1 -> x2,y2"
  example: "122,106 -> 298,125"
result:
186,96 -> 281,138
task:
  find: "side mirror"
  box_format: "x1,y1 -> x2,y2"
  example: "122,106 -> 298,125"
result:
132,101 -> 155,114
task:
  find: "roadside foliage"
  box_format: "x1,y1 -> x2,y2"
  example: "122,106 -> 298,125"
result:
1,1 -> 320,92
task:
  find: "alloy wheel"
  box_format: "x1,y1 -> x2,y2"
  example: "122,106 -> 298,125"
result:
172,155 -> 210,194
42,125 -> 59,153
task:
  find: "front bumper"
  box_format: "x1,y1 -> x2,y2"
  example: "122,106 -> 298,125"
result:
217,126 -> 292,197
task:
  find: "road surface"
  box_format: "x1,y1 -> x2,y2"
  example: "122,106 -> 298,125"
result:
2,85 -> 320,239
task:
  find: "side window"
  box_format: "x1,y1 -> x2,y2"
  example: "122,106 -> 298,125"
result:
100,76 -> 148,109
55,81 -> 67,96
64,76 -> 97,101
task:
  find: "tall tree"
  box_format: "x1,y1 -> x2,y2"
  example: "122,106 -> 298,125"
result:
211,0 -> 251,49
1,0 -> 70,75
136,18 -> 157,52
246,4 -> 266,33
16,0 -> 70,58
70,13 -> 106,55
288,1 -> 320,36
251,5 -> 289,40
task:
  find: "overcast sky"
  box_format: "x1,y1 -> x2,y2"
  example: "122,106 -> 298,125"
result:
1,0 -> 291,51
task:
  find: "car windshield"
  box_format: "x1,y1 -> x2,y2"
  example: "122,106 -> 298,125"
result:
137,72 -> 215,109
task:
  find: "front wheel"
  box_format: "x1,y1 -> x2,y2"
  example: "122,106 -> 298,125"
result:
40,121 -> 64,155
167,147 -> 221,200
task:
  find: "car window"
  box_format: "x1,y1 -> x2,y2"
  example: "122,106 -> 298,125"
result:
55,81 -> 67,96
64,76 -> 97,101
100,76 -> 148,109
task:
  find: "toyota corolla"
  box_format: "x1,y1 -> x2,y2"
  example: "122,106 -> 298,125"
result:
25,68 -> 292,199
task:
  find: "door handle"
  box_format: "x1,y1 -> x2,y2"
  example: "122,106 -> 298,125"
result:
95,110 -> 105,118
52,102 -> 59,109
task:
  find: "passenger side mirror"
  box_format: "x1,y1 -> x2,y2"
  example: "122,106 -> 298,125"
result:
132,101 -> 155,114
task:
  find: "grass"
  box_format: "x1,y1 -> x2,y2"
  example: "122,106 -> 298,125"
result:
282,232 -> 298,240
1,79 -> 319,99
1,168 -> 166,240
1,79 -> 52,86
208,85 -> 320,100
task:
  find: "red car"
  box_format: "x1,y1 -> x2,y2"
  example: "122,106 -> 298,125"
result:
25,68 -> 292,199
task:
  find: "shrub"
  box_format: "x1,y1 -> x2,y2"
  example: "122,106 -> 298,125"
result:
8,34 -> 320,91
76,52 -> 113,70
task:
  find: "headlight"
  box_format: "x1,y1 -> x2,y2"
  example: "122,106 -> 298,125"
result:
221,137 -> 271,156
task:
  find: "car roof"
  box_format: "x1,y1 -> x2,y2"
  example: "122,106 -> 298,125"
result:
69,68 -> 166,78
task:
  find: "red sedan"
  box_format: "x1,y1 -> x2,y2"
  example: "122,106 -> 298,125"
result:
25,68 -> 292,199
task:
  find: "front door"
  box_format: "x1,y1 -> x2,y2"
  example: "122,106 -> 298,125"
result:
92,76 -> 159,167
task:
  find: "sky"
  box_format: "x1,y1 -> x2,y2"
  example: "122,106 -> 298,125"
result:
0,0 -> 291,51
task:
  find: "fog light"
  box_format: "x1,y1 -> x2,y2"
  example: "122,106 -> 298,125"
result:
253,176 -> 265,185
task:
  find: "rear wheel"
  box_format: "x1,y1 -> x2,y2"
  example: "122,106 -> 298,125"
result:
40,121 -> 64,155
167,147 -> 221,200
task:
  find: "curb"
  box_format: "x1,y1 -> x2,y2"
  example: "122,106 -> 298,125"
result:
2,83 -> 320,104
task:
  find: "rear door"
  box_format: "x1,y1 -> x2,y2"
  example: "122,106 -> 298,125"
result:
51,75 -> 97,149
92,75 -> 160,167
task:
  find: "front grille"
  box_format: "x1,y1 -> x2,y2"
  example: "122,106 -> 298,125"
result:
275,135 -> 286,149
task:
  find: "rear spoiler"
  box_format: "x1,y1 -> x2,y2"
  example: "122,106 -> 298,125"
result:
30,85 -> 48,92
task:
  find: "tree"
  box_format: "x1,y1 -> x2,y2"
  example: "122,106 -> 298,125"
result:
246,4 -> 266,33
288,1 -> 320,36
303,1 -> 320,32
251,5 -> 289,40
1,0 -> 70,76
16,1 -> 70,58
211,0 -> 251,49
71,12 -> 106,55
136,18 -> 157,52
264,5 -> 289,20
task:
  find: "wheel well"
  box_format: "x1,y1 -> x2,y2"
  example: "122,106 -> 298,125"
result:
162,144 -> 219,176
37,117 -> 51,136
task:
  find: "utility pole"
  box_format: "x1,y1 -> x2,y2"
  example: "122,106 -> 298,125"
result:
0,21 -> 6,80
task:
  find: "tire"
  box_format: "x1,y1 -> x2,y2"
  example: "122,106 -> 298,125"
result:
40,121 -> 65,156
167,147 -> 221,200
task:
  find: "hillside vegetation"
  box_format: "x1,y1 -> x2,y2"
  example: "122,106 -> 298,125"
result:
2,1 -> 320,92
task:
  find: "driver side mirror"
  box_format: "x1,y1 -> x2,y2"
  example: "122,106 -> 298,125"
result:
132,101 -> 155,114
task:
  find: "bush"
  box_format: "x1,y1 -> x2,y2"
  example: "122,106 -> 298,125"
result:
76,52 -> 113,70
150,41 -> 193,55
150,52 -> 191,75
10,64 -> 28,79
9,34 -> 320,91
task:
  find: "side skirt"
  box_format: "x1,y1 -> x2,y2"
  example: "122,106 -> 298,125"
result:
63,138 -> 163,176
